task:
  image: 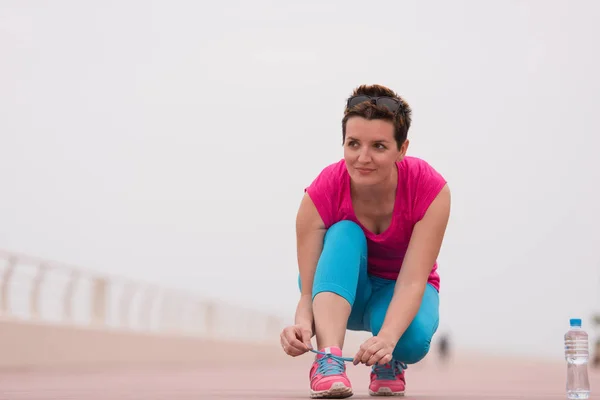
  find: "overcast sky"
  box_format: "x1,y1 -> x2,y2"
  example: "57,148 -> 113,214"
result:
1,0 -> 599,360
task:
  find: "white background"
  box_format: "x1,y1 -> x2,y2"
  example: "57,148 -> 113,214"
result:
1,0 -> 599,360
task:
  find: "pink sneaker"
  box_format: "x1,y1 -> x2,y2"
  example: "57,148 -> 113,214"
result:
309,347 -> 353,399
368,360 -> 407,396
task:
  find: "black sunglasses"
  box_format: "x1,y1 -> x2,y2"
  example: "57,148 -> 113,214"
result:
346,95 -> 404,114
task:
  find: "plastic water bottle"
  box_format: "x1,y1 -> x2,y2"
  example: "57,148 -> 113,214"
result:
565,318 -> 590,399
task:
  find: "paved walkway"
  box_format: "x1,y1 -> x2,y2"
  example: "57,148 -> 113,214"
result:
1,350 -> 599,399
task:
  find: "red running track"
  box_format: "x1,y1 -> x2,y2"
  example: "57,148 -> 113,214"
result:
1,348 -> 599,399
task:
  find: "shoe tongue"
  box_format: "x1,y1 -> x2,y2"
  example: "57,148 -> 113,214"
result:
318,346 -> 343,359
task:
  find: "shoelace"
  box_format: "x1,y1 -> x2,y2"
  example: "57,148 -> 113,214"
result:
372,360 -> 408,380
309,349 -> 408,379
309,349 -> 354,376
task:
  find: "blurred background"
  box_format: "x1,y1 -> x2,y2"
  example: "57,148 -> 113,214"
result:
1,0 -> 599,378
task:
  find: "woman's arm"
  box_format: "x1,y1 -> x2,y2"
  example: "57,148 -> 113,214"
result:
377,184 -> 451,345
294,192 -> 327,333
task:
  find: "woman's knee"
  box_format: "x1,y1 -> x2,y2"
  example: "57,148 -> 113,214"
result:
324,220 -> 365,246
392,314 -> 439,364
365,284 -> 439,364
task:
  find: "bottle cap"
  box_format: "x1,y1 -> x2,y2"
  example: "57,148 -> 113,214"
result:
570,318 -> 582,327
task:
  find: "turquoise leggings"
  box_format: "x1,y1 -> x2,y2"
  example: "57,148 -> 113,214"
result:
299,220 -> 439,364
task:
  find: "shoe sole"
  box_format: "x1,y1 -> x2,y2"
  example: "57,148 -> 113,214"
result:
310,382 -> 353,398
368,387 -> 405,396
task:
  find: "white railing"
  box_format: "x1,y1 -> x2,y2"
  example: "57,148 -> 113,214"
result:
0,249 -> 284,343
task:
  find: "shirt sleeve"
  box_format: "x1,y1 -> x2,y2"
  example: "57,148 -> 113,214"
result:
412,159 -> 447,223
305,163 -> 341,229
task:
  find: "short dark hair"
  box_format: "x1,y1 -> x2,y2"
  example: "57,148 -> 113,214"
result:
342,84 -> 412,149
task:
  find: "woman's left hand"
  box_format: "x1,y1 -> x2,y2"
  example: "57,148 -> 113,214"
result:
353,334 -> 396,366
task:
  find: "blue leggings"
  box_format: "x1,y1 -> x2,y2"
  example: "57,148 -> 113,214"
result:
299,220 -> 439,364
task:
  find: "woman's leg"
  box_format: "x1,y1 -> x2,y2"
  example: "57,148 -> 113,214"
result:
366,280 -> 440,364
296,220 -> 374,398
363,280 -> 439,395
297,220 -> 372,349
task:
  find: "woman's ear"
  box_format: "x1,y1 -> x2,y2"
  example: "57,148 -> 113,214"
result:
397,139 -> 409,161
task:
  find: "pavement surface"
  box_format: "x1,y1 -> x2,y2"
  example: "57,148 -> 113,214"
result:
1,349 -> 600,400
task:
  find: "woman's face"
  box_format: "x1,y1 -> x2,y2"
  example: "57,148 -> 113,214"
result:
343,116 -> 408,186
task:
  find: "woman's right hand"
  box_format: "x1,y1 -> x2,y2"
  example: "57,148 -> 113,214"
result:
280,324 -> 313,357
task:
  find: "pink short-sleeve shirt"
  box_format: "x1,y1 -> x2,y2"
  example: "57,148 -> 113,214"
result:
305,156 -> 447,291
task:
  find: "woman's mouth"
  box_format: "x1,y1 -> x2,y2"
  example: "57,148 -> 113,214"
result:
355,167 -> 375,175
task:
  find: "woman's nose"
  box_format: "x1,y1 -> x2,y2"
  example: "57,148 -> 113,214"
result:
357,147 -> 371,163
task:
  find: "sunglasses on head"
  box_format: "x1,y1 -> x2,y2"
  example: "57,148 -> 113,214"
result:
346,95 -> 404,114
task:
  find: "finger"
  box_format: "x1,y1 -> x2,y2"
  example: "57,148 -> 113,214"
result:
353,341 -> 369,365
354,337 -> 375,365
281,335 -> 305,356
284,331 -> 308,355
377,353 -> 393,366
283,328 -> 298,342
301,330 -> 313,350
283,329 -> 304,346
354,338 -> 375,365
280,335 -> 293,355
280,330 -> 301,355
353,348 -> 363,365
366,348 -> 389,367
280,331 -> 289,349
361,342 -> 384,365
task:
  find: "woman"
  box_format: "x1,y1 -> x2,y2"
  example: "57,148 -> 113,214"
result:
280,84 -> 451,398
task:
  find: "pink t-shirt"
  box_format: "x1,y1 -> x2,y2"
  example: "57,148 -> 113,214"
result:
305,156 -> 447,291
